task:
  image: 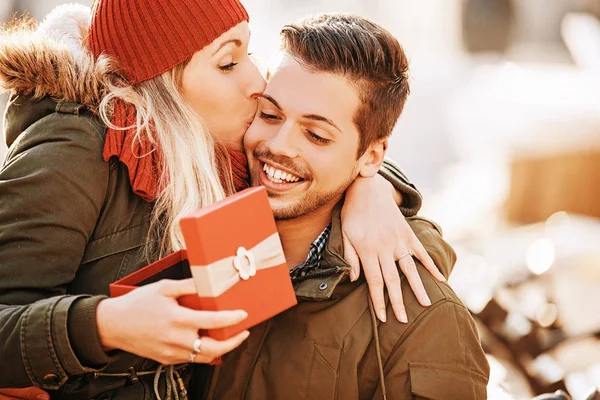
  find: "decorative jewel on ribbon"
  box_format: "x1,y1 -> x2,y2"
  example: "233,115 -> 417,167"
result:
233,247 -> 256,280
191,232 -> 286,297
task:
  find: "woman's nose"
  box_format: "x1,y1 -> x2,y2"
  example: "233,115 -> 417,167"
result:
247,63 -> 266,99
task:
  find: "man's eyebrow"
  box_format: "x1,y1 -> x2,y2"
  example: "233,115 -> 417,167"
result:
261,94 -> 282,110
262,94 -> 342,132
211,39 -> 242,56
302,114 -> 342,133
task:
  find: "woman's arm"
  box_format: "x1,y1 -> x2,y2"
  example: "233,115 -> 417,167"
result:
378,158 -> 422,216
341,158 -> 445,324
0,113 -> 113,388
0,112 -> 250,391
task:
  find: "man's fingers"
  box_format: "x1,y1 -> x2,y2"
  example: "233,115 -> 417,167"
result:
398,255 -> 431,307
379,256 -> 407,323
413,244 -> 445,282
342,233 -> 361,282
361,254 -> 387,322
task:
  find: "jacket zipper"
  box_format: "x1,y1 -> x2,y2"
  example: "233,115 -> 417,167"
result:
291,266 -> 343,284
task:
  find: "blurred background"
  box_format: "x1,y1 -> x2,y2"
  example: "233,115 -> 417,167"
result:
1,1 -> 599,399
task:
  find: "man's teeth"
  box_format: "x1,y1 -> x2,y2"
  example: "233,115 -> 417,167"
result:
263,163 -> 301,183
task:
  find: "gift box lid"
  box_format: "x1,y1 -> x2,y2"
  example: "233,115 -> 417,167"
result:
180,186 -> 283,268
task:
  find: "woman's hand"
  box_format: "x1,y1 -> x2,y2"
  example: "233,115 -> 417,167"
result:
0,388 -> 49,400
97,279 -> 249,365
341,175 -> 446,324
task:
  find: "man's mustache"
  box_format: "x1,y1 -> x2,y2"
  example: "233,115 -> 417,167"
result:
252,147 -> 311,179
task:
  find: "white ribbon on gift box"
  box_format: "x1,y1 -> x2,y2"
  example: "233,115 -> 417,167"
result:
191,232 -> 286,297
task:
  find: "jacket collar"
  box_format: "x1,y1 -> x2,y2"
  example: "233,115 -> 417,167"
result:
293,202 -> 353,301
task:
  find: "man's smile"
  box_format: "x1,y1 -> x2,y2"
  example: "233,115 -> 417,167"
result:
259,161 -> 306,193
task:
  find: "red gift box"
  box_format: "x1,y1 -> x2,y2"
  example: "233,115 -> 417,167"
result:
110,186 -> 297,340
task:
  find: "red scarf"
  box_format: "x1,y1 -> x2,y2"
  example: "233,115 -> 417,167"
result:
228,147 -> 251,193
103,101 -> 249,201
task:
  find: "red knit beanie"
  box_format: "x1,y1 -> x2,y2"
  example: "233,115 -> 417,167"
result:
86,0 -> 250,202
88,0 -> 249,84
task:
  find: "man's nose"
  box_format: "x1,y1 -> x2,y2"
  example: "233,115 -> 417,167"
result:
266,122 -> 297,159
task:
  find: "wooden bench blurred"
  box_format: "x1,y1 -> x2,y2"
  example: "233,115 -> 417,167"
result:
507,150 -> 600,224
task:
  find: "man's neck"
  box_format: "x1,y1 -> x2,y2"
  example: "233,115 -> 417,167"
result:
276,204 -> 335,268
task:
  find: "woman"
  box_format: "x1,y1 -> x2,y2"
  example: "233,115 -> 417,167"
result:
0,1 -> 443,399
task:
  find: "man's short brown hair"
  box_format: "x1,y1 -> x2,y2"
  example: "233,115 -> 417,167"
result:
280,13 -> 410,157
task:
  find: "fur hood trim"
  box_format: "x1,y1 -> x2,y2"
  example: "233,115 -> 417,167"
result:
0,4 -> 114,112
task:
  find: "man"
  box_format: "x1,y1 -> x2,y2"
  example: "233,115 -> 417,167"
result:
202,13 -> 490,400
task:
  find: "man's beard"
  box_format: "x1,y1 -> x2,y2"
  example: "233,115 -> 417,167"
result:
250,145 -> 355,220
269,175 -> 354,221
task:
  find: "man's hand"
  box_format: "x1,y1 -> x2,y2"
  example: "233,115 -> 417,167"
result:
342,175 -> 445,323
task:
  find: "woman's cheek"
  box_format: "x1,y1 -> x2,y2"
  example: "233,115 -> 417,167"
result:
243,121 -> 260,146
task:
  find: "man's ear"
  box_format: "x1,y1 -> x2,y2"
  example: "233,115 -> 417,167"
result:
358,138 -> 388,178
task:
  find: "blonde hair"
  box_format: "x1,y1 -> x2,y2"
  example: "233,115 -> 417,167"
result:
99,62 -> 231,259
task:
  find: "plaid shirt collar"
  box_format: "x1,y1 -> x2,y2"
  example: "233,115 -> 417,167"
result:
289,223 -> 332,280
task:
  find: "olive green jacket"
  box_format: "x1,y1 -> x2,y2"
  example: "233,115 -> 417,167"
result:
202,210 -> 490,400
0,6 -> 422,399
